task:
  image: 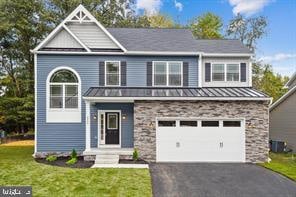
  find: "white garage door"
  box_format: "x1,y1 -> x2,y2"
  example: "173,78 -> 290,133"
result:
156,119 -> 245,162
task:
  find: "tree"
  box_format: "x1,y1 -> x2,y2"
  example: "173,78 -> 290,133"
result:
252,62 -> 289,101
45,0 -> 149,28
0,0 -> 51,94
227,13 -> 267,52
189,12 -> 223,39
0,0 -> 150,134
147,14 -> 175,28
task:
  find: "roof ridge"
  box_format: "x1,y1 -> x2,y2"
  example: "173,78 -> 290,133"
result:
107,27 -> 189,30
196,38 -> 240,41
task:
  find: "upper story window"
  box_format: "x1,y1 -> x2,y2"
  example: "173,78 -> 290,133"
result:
49,69 -> 79,109
153,61 -> 182,86
212,63 -> 240,82
227,64 -> 240,81
212,64 -> 225,81
105,61 -> 120,86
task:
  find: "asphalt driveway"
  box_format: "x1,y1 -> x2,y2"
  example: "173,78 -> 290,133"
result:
150,163 -> 296,197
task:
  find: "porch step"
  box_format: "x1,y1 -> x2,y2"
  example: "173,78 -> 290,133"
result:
95,154 -> 119,164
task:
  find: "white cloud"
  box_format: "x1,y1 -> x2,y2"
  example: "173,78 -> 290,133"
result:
259,53 -> 296,62
136,0 -> 163,15
228,0 -> 272,15
174,0 -> 183,12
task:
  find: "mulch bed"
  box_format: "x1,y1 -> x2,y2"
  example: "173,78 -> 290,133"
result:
35,156 -> 94,168
119,159 -> 148,164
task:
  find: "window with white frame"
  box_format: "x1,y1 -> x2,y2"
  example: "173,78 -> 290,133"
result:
212,64 -> 225,81
153,61 -> 182,86
212,63 -> 240,82
227,64 -> 240,81
106,61 -> 120,86
49,69 -> 79,109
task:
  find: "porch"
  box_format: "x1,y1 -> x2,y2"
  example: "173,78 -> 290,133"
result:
83,101 -> 134,163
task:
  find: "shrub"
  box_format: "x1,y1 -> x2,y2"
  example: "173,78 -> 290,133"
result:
133,148 -> 139,161
46,155 -> 57,162
66,157 -> 77,165
71,149 -> 77,159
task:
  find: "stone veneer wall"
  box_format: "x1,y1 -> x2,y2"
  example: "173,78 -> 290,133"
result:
134,100 -> 269,163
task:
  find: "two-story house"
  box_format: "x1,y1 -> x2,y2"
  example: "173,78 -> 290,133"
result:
32,5 -> 271,164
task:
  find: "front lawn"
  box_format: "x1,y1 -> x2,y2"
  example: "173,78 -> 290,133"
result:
0,145 -> 152,196
261,152 -> 296,181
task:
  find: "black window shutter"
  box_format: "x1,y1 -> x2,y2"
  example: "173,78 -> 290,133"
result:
147,62 -> 152,86
205,63 -> 211,82
240,63 -> 247,82
183,62 -> 189,86
121,61 -> 127,86
99,61 -> 105,86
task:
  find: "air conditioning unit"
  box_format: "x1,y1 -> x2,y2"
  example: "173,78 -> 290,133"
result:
270,140 -> 286,153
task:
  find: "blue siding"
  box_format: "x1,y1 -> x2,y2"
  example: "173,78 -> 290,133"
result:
36,54 -> 198,152
91,103 -> 134,148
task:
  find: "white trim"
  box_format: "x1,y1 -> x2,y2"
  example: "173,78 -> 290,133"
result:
152,61 -> 183,87
83,96 -> 271,102
85,101 -> 91,151
77,6 -> 127,52
31,50 -> 125,55
198,54 -> 202,87
284,72 -> 296,88
33,23 -> 65,51
105,61 -> 121,86
249,60 -> 252,87
33,4 -> 126,52
201,53 -> 253,57
270,85 -> 296,111
98,110 -> 121,148
98,111 -> 105,145
46,66 -> 81,122
34,54 -> 37,154
62,25 -> 91,52
211,62 -> 240,82
126,51 -> 200,56
31,50 -> 253,57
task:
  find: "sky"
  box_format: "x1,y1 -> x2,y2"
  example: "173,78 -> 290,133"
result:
136,0 -> 296,77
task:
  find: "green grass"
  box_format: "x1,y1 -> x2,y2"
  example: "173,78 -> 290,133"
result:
260,152 -> 296,181
0,146 -> 152,197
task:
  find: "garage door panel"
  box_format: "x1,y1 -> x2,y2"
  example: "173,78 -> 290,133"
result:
156,119 -> 245,162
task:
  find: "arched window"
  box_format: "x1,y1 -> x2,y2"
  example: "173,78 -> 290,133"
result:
49,69 -> 79,109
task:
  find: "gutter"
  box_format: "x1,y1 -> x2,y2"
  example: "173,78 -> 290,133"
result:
30,49 -> 253,57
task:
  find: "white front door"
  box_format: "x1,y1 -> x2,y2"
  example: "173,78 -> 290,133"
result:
156,119 -> 245,162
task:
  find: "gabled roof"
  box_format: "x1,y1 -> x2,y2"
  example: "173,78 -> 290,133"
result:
32,5 -> 252,56
107,28 -> 252,54
270,85 -> 296,111
284,72 -> 296,88
33,4 -> 126,52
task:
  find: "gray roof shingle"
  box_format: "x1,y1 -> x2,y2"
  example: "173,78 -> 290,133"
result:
195,39 -> 251,54
107,28 -> 252,54
107,28 -> 198,52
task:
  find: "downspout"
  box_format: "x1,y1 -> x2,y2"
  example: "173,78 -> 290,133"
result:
198,53 -> 203,87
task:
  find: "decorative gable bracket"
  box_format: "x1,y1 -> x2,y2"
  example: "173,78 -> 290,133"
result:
32,4 -> 126,52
